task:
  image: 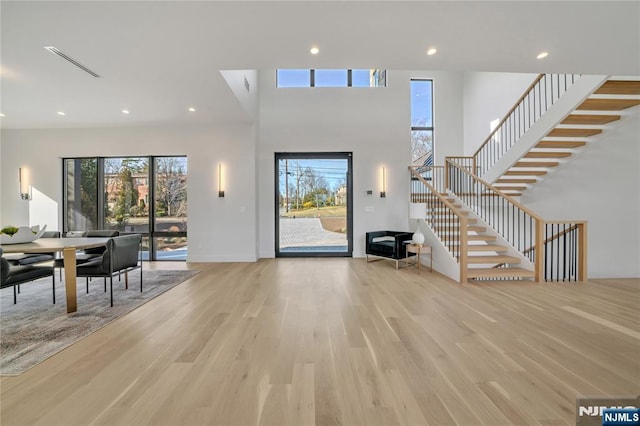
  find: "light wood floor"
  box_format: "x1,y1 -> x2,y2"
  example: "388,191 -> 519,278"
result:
1,259 -> 638,425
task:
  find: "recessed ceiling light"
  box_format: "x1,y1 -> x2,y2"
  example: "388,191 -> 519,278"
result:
537,51 -> 549,59
310,47 -> 319,55
122,109 -> 130,114
188,107 -> 196,112
0,113 -> 5,117
57,111 -> 66,116
427,48 -> 437,56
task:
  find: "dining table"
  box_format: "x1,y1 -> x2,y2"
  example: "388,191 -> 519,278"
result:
1,237 -> 111,313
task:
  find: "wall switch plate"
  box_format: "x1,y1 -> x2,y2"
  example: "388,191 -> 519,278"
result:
366,190 -> 373,195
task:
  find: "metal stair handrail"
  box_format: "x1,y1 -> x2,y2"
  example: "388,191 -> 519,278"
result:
409,166 -> 469,282
446,157 -> 587,282
473,73 -> 581,177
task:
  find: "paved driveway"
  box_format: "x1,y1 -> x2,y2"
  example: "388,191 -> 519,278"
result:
279,217 -> 347,249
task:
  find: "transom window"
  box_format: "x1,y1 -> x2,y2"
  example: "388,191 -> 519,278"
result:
277,69 -> 386,88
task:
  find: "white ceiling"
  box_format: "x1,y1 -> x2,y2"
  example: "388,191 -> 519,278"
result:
1,1 -> 638,129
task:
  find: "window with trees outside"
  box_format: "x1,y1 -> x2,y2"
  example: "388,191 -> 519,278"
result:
411,79 -> 434,166
275,152 -> 353,257
63,156 -> 187,261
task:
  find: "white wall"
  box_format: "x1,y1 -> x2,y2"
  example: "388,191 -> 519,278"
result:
0,125 -> 258,262
522,108 -> 640,278
1,70 -> 466,263
257,70 -> 464,258
220,70 -> 259,121
462,72 -> 538,155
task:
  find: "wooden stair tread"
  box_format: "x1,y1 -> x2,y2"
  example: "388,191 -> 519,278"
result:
427,203 -> 462,211
467,244 -> 508,252
497,178 -> 537,184
452,192 -> 516,197
465,235 -> 496,241
505,170 -> 547,176
536,140 -> 586,149
546,128 -> 602,137
467,267 -> 536,278
448,235 -> 498,242
410,197 -> 455,205
524,151 -> 572,158
594,80 -> 640,95
494,185 -> 527,191
433,218 -> 478,224
432,225 -> 486,232
418,200 -> 461,208
431,210 -> 470,216
514,161 -> 559,168
410,194 -> 441,199
577,98 -> 640,111
561,114 -> 621,125
466,255 -> 520,264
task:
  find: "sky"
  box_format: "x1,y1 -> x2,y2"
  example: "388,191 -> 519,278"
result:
278,158 -> 348,195
411,79 -> 433,128
277,69 -> 381,88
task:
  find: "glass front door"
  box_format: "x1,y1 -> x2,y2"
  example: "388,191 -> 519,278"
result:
275,153 -> 353,257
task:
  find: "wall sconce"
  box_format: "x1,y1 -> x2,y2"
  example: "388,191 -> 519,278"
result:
380,166 -> 386,198
218,163 -> 225,197
19,167 -> 30,200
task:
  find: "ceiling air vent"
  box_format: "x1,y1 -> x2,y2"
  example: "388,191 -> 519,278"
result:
44,46 -> 101,78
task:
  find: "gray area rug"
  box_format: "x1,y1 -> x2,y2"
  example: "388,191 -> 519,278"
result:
0,269 -> 199,375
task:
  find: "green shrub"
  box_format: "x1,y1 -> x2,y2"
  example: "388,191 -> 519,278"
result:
1,226 -> 19,235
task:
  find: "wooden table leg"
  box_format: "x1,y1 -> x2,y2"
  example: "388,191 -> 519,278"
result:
63,247 -> 77,313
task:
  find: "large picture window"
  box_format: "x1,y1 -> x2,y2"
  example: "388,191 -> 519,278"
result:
411,79 -> 434,165
63,156 -> 187,261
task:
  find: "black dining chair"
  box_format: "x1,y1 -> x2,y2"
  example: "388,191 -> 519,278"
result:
1,247 -> 56,304
53,230 -> 119,282
76,234 -> 142,307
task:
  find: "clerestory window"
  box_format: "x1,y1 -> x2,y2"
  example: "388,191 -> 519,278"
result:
276,69 -> 386,88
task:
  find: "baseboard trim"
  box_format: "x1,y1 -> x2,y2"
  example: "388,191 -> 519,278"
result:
187,255 -> 258,263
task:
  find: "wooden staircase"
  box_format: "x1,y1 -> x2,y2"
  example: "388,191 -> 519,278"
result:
417,194 -> 535,281
493,79 -> 640,197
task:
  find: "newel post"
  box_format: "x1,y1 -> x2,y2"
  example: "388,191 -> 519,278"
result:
459,216 -> 468,284
444,158 -> 450,192
578,222 -> 588,281
534,219 -> 544,282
